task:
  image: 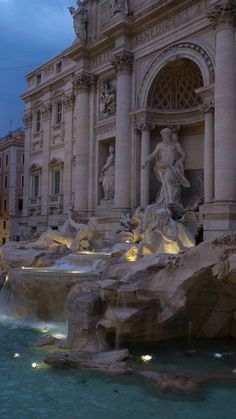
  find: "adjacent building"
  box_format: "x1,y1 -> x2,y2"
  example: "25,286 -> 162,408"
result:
21,0 -> 236,239
0,130 -> 24,244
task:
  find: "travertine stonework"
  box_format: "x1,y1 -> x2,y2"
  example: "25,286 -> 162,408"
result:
22,0 -> 236,239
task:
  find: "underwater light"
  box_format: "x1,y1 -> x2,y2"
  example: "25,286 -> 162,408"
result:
141,354 -> 153,363
14,353 -> 20,358
31,362 -> 38,368
214,353 -> 223,359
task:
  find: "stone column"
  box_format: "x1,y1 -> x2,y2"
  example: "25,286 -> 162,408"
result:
112,51 -> 133,210
207,1 -> 236,201
200,99 -> 215,202
63,92 -> 74,213
41,102 -> 52,216
139,123 -> 151,208
73,73 -> 96,213
22,111 -> 32,218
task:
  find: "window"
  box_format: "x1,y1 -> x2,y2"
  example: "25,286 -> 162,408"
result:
55,101 -> 63,125
52,171 -> 60,194
3,221 -> 6,230
35,110 -> 41,132
22,153 -> 24,164
36,73 -> 42,85
18,199 -> 23,211
5,154 -> 8,165
2,238 -> 6,245
4,176 -> 7,188
21,175 -> 24,188
3,199 -> 7,211
32,175 -> 39,197
56,61 -> 62,74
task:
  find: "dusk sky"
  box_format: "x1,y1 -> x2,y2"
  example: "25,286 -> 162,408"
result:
0,0 -> 76,137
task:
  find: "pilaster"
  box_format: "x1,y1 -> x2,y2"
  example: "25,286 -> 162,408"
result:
112,51 -> 133,210
73,72 -> 97,213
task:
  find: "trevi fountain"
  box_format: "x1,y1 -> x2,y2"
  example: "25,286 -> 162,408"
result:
2,0 -> 236,416
1,126 -> 236,418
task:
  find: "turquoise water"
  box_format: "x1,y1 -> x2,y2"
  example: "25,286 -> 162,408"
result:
1,320 -> 236,419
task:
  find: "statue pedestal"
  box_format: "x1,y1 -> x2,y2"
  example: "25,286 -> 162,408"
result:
96,199 -> 114,215
202,202 -> 236,241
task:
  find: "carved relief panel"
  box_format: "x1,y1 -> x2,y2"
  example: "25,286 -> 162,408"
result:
99,79 -> 117,119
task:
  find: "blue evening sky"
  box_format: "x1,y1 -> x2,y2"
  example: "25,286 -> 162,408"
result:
0,0 -> 76,137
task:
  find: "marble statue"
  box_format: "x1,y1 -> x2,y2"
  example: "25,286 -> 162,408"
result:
33,212 -> 97,252
69,1 -> 88,41
137,207 -> 195,257
100,81 -> 116,117
100,145 -> 115,200
112,0 -> 129,15
35,209 -> 80,248
69,217 -> 97,252
142,127 -> 190,208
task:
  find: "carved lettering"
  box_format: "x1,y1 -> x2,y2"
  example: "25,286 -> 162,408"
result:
91,52 -> 113,69
135,1 -> 207,46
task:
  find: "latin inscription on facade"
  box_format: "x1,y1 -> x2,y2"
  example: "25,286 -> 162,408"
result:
135,0 -> 209,46
91,51 -> 113,69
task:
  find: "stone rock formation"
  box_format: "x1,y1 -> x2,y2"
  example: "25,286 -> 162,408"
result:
61,291 -> 109,352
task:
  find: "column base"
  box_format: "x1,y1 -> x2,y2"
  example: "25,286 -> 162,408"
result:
201,202 -> 236,241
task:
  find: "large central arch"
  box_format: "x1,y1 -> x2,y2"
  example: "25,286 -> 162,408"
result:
137,41 -> 215,109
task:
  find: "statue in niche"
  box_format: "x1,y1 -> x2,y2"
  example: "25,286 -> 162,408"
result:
112,0 -> 129,15
142,127 -> 190,208
99,81 -> 116,117
69,1 -> 88,41
100,145 -> 115,201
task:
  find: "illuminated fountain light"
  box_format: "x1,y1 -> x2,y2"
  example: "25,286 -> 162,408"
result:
76,251 -> 111,256
31,362 -> 38,368
52,332 -> 67,339
13,353 -> 20,358
141,354 -> 153,363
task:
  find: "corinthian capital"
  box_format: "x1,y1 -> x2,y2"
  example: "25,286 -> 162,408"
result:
111,51 -> 133,73
137,121 -> 155,131
63,92 -> 75,111
73,73 -> 97,93
42,102 -> 52,120
199,98 -> 215,113
206,0 -> 236,29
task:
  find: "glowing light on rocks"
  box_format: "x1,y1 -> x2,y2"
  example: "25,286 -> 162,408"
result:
141,354 -> 153,363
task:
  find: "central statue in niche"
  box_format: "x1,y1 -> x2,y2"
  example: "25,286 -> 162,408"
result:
142,127 -> 190,208
100,145 -> 115,201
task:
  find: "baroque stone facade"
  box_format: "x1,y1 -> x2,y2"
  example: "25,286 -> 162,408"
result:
22,0 -> 236,239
